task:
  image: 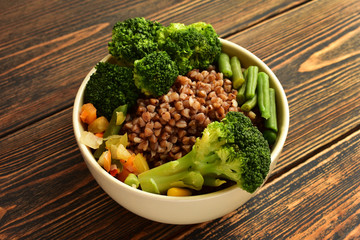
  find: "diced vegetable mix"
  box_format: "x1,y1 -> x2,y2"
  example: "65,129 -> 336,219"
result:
79,103 -> 149,185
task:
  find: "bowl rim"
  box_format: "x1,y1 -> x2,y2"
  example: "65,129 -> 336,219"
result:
72,38 -> 289,201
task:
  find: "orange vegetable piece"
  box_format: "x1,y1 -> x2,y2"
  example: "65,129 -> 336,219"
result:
95,132 -> 104,138
80,103 -> 97,125
120,154 -> 137,173
103,151 -> 112,172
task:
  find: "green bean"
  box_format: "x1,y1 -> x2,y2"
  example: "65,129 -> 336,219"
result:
257,72 -> 271,119
230,56 -> 245,89
245,66 -> 258,100
243,68 -> 248,79
265,88 -> 278,132
93,104 -> 128,158
218,53 -> 233,78
241,93 -> 257,112
262,129 -> 277,145
103,104 -> 128,138
236,80 -> 247,105
236,69 -> 248,105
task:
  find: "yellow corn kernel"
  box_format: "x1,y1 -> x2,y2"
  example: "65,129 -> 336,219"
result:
167,187 -> 192,197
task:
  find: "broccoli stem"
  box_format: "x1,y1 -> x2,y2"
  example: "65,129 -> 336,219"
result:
138,150 -> 206,194
203,176 -> 226,187
138,147 -> 230,194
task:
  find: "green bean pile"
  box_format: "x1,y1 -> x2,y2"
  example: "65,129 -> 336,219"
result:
218,53 -> 278,145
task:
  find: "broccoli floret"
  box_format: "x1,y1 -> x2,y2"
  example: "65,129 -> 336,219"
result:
84,62 -> 140,120
138,111 -> 271,194
108,17 -> 164,64
157,22 -> 221,75
133,51 -> 179,97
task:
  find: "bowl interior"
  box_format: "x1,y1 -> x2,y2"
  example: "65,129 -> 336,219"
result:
72,38 -> 289,224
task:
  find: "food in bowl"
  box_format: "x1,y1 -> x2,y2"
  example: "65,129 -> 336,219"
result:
77,17 -> 279,197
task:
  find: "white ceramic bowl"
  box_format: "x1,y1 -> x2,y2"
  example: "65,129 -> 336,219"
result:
73,39 -> 289,224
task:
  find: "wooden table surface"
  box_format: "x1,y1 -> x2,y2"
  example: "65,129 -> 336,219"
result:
1,0 -> 359,239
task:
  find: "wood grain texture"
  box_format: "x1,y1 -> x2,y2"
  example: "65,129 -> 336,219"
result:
1,0 -> 359,239
0,0 -> 184,137
0,0 -> 308,137
227,0 -> 360,176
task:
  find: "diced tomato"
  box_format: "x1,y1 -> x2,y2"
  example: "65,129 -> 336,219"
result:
117,168 -> 131,182
109,168 -> 119,177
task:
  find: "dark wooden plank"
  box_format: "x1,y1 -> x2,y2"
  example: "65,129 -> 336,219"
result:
178,129 -> 360,239
0,0 -> 309,136
226,0 -> 360,176
0,0 -> 185,137
1,0 -> 359,239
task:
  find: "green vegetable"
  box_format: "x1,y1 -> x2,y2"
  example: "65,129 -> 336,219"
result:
241,93 -> 257,112
236,68 -> 248,105
230,56 -> 245,89
265,88 -> 278,132
203,177 -> 226,187
84,62 -> 140,120
257,72 -> 271,119
103,105 -> 128,138
245,66 -> 258,100
263,129 -> 277,145
124,173 -> 140,188
93,104 -> 128,159
157,22 -> 221,75
236,80 -> 247,105
134,51 -> 179,97
218,53 -> 232,78
108,17 -> 221,76
138,111 -> 271,194
108,17 -> 164,64
243,68 -> 248,78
